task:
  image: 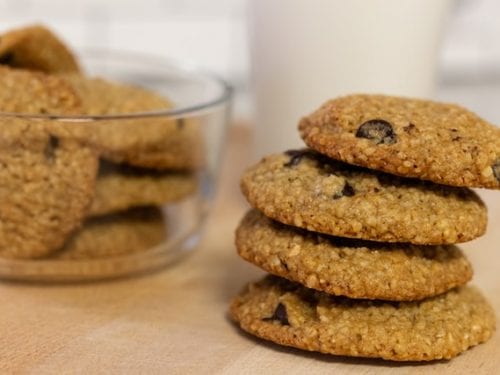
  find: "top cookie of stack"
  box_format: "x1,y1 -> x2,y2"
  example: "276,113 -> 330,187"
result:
231,94 -> 498,361
299,94 -> 500,189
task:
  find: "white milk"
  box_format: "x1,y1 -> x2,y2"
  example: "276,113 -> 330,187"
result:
248,0 -> 452,159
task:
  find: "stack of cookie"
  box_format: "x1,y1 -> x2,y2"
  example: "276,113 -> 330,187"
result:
231,95 -> 499,361
0,24 -> 199,261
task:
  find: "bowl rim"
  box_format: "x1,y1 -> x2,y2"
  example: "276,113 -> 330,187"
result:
0,48 -> 233,122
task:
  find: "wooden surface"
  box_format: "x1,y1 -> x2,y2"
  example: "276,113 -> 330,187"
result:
0,126 -> 499,374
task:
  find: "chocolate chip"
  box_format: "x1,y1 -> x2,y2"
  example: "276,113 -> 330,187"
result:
0,52 -> 14,65
493,159 -> 500,182
403,123 -> 416,133
279,259 -> 289,271
262,302 -> 289,325
44,135 -> 59,162
448,128 -> 461,141
355,119 -> 396,145
333,182 -> 355,199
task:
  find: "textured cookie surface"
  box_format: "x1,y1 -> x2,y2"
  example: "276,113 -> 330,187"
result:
0,69 -> 98,258
0,66 -> 81,114
299,94 -> 500,189
66,75 -> 202,170
89,161 -> 197,216
241,150 -> 486,244
53,207 -> 166,260
230,275 -> 496,361
0,24 -> 80,73
236,210 -> 473,301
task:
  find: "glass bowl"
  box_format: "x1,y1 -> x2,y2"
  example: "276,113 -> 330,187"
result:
0,49 -> 232,281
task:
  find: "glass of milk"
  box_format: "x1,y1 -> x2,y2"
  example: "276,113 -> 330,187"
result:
248,0 -> 453,159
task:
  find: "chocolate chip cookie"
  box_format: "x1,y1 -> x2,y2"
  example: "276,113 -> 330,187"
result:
66,75 -> 202,170
299,94 -> 500,189
241,150 -> 486,245
0,24 -> 80,73
230,275 -> 496,361
236,210 -> 473,301
0,68 -> 98,258
53,207 -> 166,260
89,161 -> 197,217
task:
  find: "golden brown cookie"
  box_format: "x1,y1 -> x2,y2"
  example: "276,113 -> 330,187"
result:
53,207 -> 166,260
0,68 -> 98,259
241,150 -> 486,245
0,66 -> 81,113
0,24 -> 80,73
66,75 -> 202,170
299,94 -> 500,189
236,210 -> 473,301
230,275 -> 496,361
89,161 -> 197,217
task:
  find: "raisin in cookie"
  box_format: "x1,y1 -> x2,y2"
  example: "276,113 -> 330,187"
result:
236,210 -> 472,301
66,75 -> 202,170
0,24 -> 80,73
230,275 -> 496,361
53,207 -> 166,260
89,161 -> 196,217
299,94 -> 500,189
0,68 -> 98,258
241,150 -> 486,245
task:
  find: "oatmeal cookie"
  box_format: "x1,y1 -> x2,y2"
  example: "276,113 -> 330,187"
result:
299,94 -> 500,188
236,210 -> 473,301
240,150 -> 486,245
230,275 -> 496,361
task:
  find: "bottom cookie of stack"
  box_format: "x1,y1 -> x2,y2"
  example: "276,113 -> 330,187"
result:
230,275 -> 496,362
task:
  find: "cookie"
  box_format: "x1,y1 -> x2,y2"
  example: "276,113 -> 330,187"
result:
0,24 -> 80,73
299,94 -> 500,189
241,149 -> 486,245
236,210 -> 473,301
230,275 -> 496,361
0,69 -> 98,258
0,66 -> 81,114
89,161 -> 197,217
53,207 -> 166,260
65,75 -> 202,170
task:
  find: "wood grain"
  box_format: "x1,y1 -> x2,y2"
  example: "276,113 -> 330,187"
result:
0,126 -> 498,374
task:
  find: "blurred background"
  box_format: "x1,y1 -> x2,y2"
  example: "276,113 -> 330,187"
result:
2,0 -> 499,125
